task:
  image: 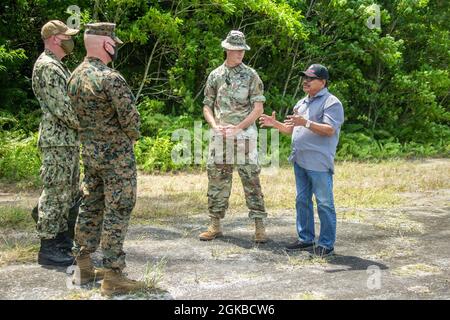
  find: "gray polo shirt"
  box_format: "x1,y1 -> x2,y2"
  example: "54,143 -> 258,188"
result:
288,88 -> 344,173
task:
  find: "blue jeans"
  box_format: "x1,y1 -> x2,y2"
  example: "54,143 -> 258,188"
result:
293,162 -> 336,250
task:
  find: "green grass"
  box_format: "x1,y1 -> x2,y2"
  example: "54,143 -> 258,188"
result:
0,159 -> 448,268
0,206 -> 35,230
130,159 -> 449,222
1,159 -> 449,225
0,205 -> 38,266
142,257 -> 167,290
0,238 -> 39,266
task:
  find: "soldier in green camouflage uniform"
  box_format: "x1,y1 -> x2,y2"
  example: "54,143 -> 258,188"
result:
199,30 -> 268,243
32,20 -> 80,266
68,23 -> 145,295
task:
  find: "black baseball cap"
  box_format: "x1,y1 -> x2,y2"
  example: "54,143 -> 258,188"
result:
300,64 -> 329,80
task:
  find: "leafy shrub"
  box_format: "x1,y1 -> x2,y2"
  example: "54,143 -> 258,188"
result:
137,98 -> 173,137
0,132 -> 41,183
136,136 -> 186,173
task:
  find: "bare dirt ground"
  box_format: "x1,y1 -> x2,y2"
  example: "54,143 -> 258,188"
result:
0,159 -> 449,300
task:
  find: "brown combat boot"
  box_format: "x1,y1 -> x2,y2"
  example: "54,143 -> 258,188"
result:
72,254 -> 106,285
100,269 -> 147,296
199,217 -> 223,241
254,218 -> 267,243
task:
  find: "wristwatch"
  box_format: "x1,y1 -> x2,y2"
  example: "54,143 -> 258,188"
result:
305,120 -> 312,129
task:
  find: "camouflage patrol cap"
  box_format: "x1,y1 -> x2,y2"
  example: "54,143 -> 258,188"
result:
41,20 -> 79,40
84,22 -> 123,44
221,30 -> 250,51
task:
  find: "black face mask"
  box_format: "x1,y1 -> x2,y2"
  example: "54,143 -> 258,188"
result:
105,43 -> 118,61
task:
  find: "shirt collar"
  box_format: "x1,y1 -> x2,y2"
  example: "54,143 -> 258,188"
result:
85,56 -> 106,66
223,62 -> 245,74
305,87 -> 329,102
44,49 -> 61,62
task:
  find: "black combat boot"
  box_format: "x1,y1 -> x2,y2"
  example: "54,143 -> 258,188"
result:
38,238 -> 75,267
55,232 -> 74,253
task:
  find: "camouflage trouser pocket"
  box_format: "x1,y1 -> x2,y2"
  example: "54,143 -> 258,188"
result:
41,161 -> 76,188
207,163 -> 233,181
237,163 -> 261,177
40,164 -> 61,187
40,147 -> 79,188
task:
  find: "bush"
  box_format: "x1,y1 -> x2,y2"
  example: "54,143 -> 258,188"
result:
336,131 -> 448,161
137,98 -> 173,137
136,136 -> 186,173
0,132 -> 41,183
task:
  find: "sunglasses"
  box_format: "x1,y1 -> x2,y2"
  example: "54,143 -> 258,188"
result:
303,76 -> 320,82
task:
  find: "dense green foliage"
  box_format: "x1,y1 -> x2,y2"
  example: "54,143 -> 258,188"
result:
0,0 -> 448,180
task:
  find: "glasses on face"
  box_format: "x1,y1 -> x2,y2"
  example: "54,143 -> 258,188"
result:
303,76 -> 319,82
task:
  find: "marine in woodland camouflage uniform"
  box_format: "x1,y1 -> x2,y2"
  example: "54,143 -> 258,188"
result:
200,31 -> 268,242
67,23 -> 140,271
32,21 -> 80,242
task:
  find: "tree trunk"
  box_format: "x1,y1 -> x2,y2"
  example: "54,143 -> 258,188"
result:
136,38 -> 161,103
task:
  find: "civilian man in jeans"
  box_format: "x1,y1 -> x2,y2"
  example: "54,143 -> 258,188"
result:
259,64 -> 344,257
